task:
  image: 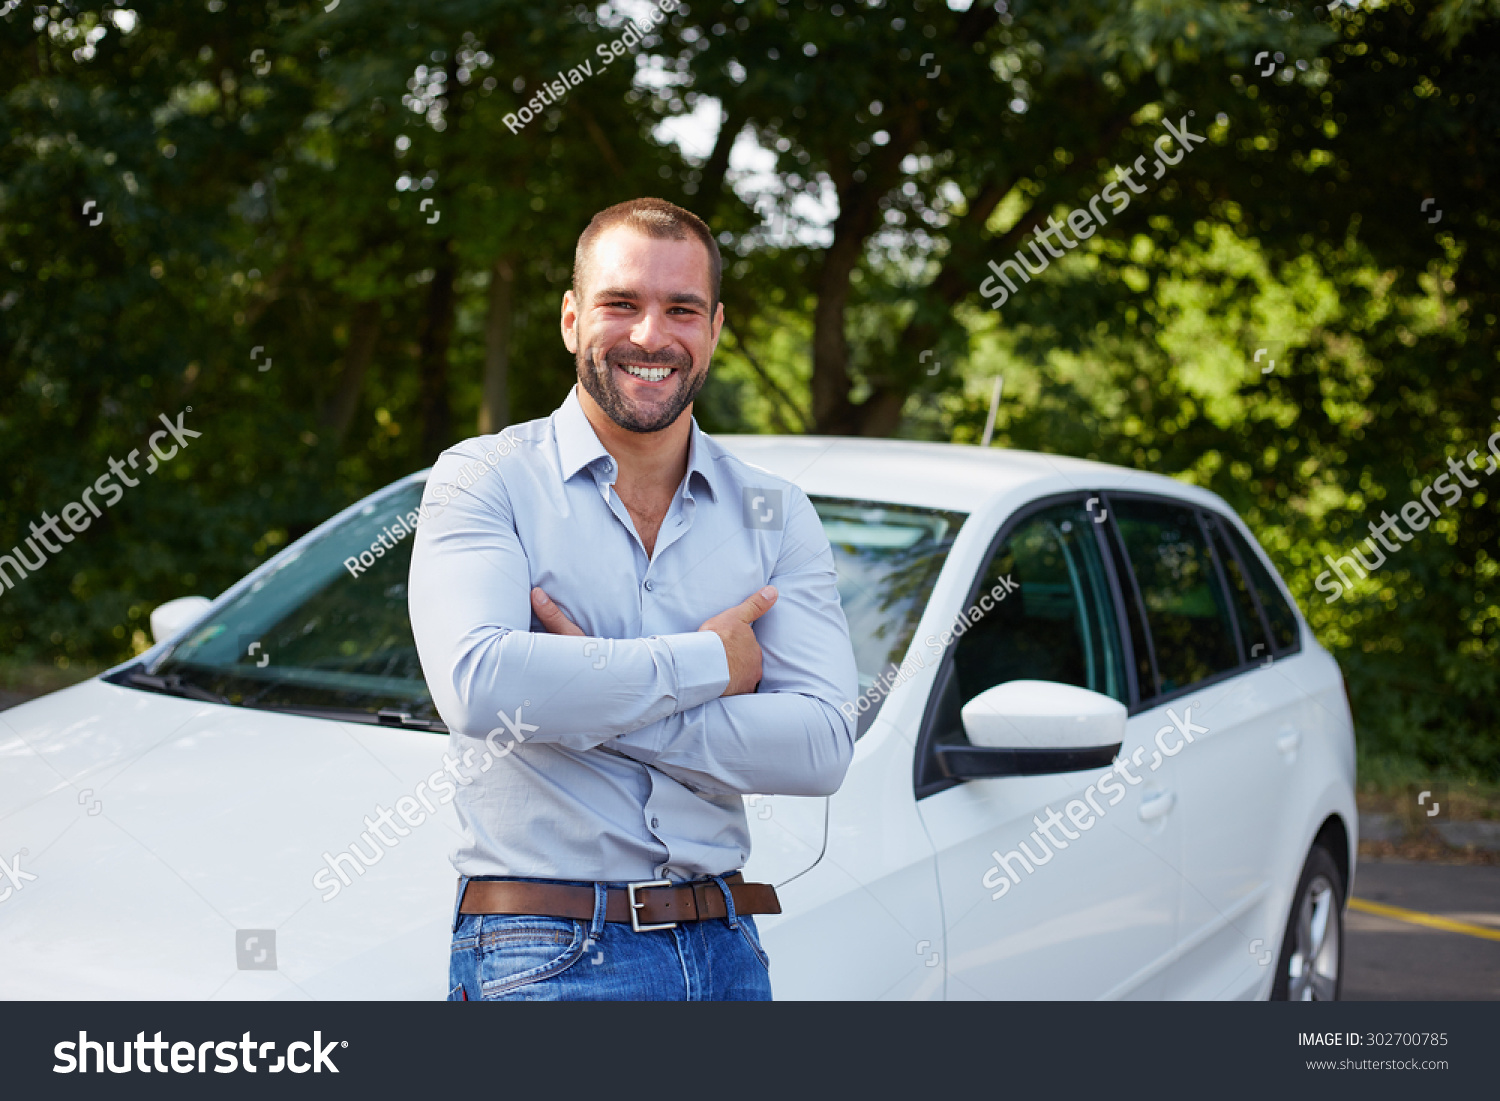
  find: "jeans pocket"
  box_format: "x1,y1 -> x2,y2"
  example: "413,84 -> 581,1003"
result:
476,916 -> 588,999
736,916 -> 771,972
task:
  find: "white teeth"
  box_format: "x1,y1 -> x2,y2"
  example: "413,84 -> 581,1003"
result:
622,364 -> 673,382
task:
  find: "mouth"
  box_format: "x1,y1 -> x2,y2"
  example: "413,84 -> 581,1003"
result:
616,363 -> 679,384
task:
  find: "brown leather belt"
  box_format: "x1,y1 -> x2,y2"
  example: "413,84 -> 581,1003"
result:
458,873 -> 781,932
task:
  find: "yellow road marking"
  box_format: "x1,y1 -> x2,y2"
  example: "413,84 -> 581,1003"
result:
1349,897 -> 1500,942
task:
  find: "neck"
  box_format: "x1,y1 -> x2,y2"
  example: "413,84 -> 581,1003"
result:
575,383 -> 692,493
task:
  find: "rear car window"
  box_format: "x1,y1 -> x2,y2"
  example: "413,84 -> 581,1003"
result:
1222,522 -> 1301,653
1113,498 -> 1240,697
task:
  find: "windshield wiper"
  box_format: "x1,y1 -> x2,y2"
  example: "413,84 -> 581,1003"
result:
119,669 -> 233,706
375,708 -> 449,733
249,702 -> 448,733
113,668 -> 446,731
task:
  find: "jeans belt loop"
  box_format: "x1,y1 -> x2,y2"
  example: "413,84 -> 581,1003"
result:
451,875 -> 470,934
589,881 -> 608,939
711,873 -> 739,930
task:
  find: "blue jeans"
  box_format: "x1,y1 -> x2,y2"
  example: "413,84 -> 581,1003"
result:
447,875 -> 772,1001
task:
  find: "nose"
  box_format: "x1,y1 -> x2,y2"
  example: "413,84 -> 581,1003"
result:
628,305 -> 671,353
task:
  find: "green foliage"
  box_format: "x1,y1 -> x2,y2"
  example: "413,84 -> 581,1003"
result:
2,1 -> 1497,782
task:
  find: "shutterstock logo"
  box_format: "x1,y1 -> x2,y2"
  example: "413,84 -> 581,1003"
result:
54,1031 -> 345,1074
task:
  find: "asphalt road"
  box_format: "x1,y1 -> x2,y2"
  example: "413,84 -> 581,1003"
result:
1345,857 -> 1500,1000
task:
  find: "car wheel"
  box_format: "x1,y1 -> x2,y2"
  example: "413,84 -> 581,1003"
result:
1269,843 -> 1344,1001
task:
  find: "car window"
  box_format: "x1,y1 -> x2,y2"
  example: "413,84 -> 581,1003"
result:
1222,522 -> 1301,653
1102,506 -> 1157,705
130,482 -> 963,733
1112,497 -> 1240,697
951,500 -> 1127,710
813,497 -> 967,734
1203,512 -> 1269,662
140,481 -> 439,724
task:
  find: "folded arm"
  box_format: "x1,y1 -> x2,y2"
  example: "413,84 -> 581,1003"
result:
406,454 -> 729,749
601,489 -> 859,796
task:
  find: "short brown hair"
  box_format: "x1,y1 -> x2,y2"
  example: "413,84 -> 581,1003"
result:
573,197 -> 722,311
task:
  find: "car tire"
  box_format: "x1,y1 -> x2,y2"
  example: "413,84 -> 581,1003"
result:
1269,842 -> 1344,1001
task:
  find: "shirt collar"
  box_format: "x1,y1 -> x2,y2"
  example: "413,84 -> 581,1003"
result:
553,385 -> 719,502
683,417 -> 718,503
555,386 -> 612,483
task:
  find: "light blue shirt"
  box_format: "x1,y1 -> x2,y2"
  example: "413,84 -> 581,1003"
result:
407,386 -> 858,882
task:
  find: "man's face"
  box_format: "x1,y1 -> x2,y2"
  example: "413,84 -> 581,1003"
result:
562,226 -> 723,434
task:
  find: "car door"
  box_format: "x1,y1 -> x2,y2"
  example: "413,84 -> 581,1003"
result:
916,495 -> 1182,1000
1102,495 -> 1298,999
1161,508 -> 1308,998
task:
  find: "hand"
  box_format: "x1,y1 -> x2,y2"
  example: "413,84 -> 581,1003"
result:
698,586 -> 777,696
531,584 -> 778,697
530,587 -> 584,635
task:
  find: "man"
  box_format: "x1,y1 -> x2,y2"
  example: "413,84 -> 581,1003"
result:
408,197 -> 858,1001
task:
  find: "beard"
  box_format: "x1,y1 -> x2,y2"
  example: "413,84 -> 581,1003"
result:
575,339 -> 706,434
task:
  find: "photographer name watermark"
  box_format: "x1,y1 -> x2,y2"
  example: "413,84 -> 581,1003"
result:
842,575 -> 1020,722
504,0 -> 680,134
343,430 -> 519,577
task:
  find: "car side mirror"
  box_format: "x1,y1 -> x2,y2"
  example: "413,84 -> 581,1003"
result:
150,595 -> 212,645
936,680 -> 1126,781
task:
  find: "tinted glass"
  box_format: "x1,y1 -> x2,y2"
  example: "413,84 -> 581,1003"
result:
137,483 -> 964,733
1205,513 -> 1269,662
1113,498 -> 1239,695
951,501 -> 1126,710
145,481 -> 439,723
1224,523 -> 1301,652
1104,509 -> 1158,701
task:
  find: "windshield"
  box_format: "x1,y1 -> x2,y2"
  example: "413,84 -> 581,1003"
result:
813,497 -> 967,733
130,481 -> 965,733
137,481 -> 439,725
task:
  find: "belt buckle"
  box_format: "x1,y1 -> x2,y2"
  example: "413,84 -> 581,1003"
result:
627,878 -> 677,932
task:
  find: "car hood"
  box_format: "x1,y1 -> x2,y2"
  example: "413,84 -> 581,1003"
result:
0,679 -> 827,999
0,678 -> 457,1000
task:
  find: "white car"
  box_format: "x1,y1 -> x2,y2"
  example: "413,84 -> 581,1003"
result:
0,438 -> 1355,1000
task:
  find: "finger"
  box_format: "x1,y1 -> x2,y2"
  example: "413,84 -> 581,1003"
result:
733,585 -> 778,624
531,587 -> 585,636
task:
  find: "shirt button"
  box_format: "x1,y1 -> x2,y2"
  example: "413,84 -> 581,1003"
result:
651,817 -> 660,828
643,579 -> 654,591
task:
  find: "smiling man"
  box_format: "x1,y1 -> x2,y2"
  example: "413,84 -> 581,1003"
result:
407,198 -> 858,1001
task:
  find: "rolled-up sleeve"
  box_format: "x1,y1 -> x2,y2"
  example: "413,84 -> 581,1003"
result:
407,449 -> 730,749
607,487 -> 858,795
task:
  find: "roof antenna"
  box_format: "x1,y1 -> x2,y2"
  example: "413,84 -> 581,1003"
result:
979,376 -> 1003,447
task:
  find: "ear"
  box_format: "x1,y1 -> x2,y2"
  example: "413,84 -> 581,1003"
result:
561,289 -> 581,353
708,300 -> 725,359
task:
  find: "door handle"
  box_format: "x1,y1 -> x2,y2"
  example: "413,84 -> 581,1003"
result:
1137,790 -> 1176,822
1277,729 -> 1302,755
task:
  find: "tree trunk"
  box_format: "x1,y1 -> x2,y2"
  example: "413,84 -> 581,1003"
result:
418,245 -> 457,462
693,104 -> 748,224
807,3 -> 1002,437
322,300 -> 380,446
810,115 -> 923,435
478,258 -> 514,435
809,220 -> 869,435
